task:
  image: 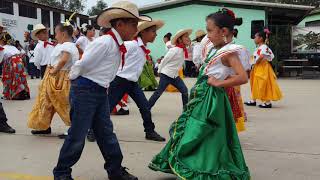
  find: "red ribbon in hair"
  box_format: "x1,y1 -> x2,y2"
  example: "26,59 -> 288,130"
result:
176,44 -> 189,59
44,41 -> 55,48
222,8 -> 236,20
106,30 -> 127,69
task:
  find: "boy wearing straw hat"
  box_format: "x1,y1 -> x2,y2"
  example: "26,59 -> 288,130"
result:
108,19 -> 166,142
53,1 -> 150,180
31,24 -> 55,79
192,29 -> 207,69
149,29 -> 192,110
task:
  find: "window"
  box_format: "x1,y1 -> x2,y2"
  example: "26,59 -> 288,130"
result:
251,20 -> 265,39
19,4 -> 37,19
0,0 -> 14,15
306,20 -> 320,27
41,9 -> 50,28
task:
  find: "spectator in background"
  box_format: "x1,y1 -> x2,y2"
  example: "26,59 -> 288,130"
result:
192,29 -> 207,75
163,32 -> 173,50
28,43 -> 40,79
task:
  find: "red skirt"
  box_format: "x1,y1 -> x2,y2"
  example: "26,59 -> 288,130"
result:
2,56 -> 30,100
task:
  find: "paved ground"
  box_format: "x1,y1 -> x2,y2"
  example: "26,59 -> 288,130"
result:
0,78 -> 320,180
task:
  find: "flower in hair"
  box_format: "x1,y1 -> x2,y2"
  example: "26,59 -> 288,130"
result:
221,8 -> 236,20
63,12 -> 77,27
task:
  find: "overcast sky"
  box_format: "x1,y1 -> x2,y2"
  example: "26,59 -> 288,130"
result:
85,0 -> 162,14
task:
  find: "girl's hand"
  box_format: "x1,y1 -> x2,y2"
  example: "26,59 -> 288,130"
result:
207,76 -> 222,87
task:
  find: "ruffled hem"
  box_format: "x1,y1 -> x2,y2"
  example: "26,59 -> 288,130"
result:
149,81 -> 250,180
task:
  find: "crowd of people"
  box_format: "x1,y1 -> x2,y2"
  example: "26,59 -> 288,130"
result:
0,1 -> 284,180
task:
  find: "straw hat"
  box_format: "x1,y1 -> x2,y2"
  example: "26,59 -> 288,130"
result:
171,29 -> 193,45
0,22 -> 7,31
193,29 -> 206,41
97,1 -> 151,28
31,24 -> 47,40
136,20 -> 164,35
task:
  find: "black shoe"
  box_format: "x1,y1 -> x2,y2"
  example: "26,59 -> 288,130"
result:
0,122 -> 16,134
115,109 -> 129,115
54,175 -> 74,180
259,103 -> 272,108
244,101 -> 256,106
87,129 -> 96,142
31,127 -> 51,135
109,167 -> 138,180
58,132 -> 68,139
146,131 -> 166,142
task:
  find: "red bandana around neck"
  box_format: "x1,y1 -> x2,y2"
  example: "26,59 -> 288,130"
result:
106,30 -> 127,69
176,43 -> 189,59
135,38 -> 151,62
0,47 -> 4,51
44,41 -> 55,48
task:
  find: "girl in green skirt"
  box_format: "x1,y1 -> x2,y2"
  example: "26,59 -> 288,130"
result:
149,8 -> 251,180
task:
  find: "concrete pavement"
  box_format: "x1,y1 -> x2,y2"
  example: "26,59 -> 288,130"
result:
0,78 -> 320,180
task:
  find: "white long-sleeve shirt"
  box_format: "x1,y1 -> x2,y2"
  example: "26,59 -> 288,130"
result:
69,28 -> 123,88
33,40 -> 54,69
158,46 -> 184,78
192,42 -> 203,67
116,37 -> 146,82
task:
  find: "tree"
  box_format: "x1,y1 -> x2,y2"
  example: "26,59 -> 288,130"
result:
30,0 -> 86,12
65,0 -> 85,12
87,0 -> 108,16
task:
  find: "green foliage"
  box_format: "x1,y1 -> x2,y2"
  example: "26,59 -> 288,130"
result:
88,0 -> 108,16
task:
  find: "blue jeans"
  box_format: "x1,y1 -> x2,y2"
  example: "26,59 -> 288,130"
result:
108,76 -> 155,133
148,73 -> 188,109
53,77 -> 123,178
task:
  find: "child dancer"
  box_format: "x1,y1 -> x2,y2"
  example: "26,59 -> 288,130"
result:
149,9 -> 250,180
245,29 -> 283,108
28,21 -> 79,135
108,19 -> 166,142
0,33 -> 30,100
31,24 -> 55,79
148,29 -> 192,110
53,2 -> 150,180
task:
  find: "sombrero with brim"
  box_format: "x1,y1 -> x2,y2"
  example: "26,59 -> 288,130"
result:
97,1 -> 152,28
136,20 -> 165,36
171,29 -> 193,45
31,24 -> 47,40
193,29 -> 206,41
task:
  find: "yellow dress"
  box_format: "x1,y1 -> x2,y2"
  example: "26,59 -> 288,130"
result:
250,59 -> 282,101
28,70 -> 71,130
166,68 -> 184,92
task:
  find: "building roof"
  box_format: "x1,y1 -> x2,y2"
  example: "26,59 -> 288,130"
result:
8,0 -> 89,18
309,8 -> 320,15
139,0 -> 315,25
140,0 -> 315,11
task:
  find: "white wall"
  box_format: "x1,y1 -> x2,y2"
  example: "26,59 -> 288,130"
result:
1,2 -> 41,46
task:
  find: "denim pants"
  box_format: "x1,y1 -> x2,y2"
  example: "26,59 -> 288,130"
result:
53,77 -> 123,178
108,76 -> 155,133
148,73 -> 188,109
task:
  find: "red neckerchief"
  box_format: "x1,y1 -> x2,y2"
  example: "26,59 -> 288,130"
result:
134,37 -> 151,62
0,47 -> 4,51
176,43 -> 189,59
106,30 -> 127,69
44,41 -> 55,48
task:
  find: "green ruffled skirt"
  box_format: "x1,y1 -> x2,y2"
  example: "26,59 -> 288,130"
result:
149,76 -> 250,180
138,62 -> 158,91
